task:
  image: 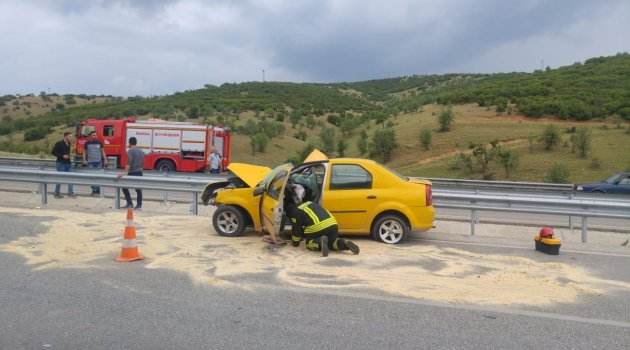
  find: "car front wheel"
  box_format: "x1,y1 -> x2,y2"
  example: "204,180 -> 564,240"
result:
372,215 -> 409,244
213,205 -> 246,237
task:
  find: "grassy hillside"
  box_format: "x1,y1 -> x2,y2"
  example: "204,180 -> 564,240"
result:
1,54 -> 630,183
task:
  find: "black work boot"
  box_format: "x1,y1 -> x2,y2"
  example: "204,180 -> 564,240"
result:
321,236 -> 329,257
345,240 -> 360,255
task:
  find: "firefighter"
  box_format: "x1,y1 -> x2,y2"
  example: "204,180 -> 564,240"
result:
285,200 -> 360,257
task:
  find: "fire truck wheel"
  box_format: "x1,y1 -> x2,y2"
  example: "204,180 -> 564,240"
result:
156,159 -> 176,172
213,205 -> 246,237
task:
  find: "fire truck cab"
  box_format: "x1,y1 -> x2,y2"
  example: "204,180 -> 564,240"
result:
74,117 -> 231,172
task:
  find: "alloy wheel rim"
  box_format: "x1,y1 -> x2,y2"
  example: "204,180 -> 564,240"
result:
379,219 -> 403,243
218,212 -> 238,233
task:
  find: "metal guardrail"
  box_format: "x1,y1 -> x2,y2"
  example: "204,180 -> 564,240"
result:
423,177 -> 574,192
432,191 -> 630,242
0,166 -> 211,214
1,162 -> 629,243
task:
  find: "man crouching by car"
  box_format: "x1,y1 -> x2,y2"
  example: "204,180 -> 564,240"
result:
284,184 -> 360,257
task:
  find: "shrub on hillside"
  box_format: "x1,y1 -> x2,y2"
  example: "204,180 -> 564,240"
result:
540,124 -> 561,150
438,104 -> 455,132
23,126 -> 50,141
546,163 -> 571,183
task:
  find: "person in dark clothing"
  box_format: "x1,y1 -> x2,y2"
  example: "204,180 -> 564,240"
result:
285,201 -> 360,257
116,137 -> 144,210
82,131 -> 108,196
51,132 -> 75,198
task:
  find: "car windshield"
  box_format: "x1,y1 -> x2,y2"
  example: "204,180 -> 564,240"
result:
259,163 -> 292,187
603,174 -> 621,183
378,162 -> 409,181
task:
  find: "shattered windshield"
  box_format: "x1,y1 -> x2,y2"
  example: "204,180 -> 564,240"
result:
259,163 -> 293,187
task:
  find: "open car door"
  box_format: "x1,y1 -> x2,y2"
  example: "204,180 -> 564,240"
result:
259,165 -> 292,242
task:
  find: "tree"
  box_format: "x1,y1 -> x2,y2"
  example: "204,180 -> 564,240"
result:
370,127 -> 398,162
23,126 -> 50,141
293,130 -> 307,141
496,148 -> 520,179
243,119 -> 259,135
540,124 -> 561,150
289,110 -> 302,128
337,139 -> 348,157
470,142 -> 495,172
575,126 -> 592,158
305,115 -> 316,129
419,128 -> 432,150
438,104 -> 455,131
319,127 -> 336,155
357,137 -> 368,155
374,112 -> 389,127
249,133 -> 269,154
340,117 -> 357,135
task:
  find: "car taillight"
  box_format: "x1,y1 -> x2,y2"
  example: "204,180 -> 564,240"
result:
425,184 -> 432,206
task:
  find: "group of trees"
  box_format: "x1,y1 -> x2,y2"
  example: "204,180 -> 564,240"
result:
453,140 -> 521,179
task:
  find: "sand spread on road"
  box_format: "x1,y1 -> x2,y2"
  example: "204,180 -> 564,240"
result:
2,207 -> 628,306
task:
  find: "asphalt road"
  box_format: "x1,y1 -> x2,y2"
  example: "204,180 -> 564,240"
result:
1,210 -> 629,349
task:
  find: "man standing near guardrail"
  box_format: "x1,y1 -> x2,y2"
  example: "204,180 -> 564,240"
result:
51,131 -> 76,199
209,148 -> 222,174
82,131 -> 108,196
117,137 -> 144,210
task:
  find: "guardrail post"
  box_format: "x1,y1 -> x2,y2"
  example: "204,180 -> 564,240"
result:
568,193 -> 574,229
39,183 -> 47,206
470,209 -> 476,235
115,188 -> 121,209
581,216 -> 588,243
162,173 -> 169,205
190,193 -> 199,215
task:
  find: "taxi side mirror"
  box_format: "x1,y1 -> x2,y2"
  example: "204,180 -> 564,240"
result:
253,186 -> 265,197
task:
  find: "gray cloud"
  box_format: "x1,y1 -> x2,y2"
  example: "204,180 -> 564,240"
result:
0,0 -> 628,96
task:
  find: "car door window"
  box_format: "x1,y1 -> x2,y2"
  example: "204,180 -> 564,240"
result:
267,171 -> 288,200
329,164 -> 372,190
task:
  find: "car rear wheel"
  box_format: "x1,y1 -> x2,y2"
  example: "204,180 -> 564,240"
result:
372,215 -> 408,244
213,205 -> 246,237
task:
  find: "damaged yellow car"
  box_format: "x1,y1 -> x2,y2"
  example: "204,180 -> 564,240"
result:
201,150 -> 434,244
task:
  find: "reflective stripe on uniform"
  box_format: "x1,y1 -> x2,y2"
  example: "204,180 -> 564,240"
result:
304,217 -> 337,234
298,201 -> 337,234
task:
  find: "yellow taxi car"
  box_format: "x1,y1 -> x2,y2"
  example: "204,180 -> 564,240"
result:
202,150 -> 434,244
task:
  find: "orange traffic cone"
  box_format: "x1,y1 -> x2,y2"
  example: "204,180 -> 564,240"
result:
114,207 -> 145,262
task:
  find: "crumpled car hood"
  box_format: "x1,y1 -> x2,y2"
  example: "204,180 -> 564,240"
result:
227,163 -> 272,188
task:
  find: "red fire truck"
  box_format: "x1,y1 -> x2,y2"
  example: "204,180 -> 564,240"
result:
74,117 -> 231,172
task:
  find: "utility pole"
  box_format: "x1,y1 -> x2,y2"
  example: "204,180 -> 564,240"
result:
541,59 -> 544,71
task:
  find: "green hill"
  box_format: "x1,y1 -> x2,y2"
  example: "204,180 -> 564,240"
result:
1,53 -> 629,182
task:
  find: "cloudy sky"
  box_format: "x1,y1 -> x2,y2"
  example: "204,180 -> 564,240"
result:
1,0 -> 628,97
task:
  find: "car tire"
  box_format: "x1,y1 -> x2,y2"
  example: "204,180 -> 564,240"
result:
372,215 -> 409,244
591,189 -> 605,194
213,205 -> 246,237
156,159 -> 176,172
